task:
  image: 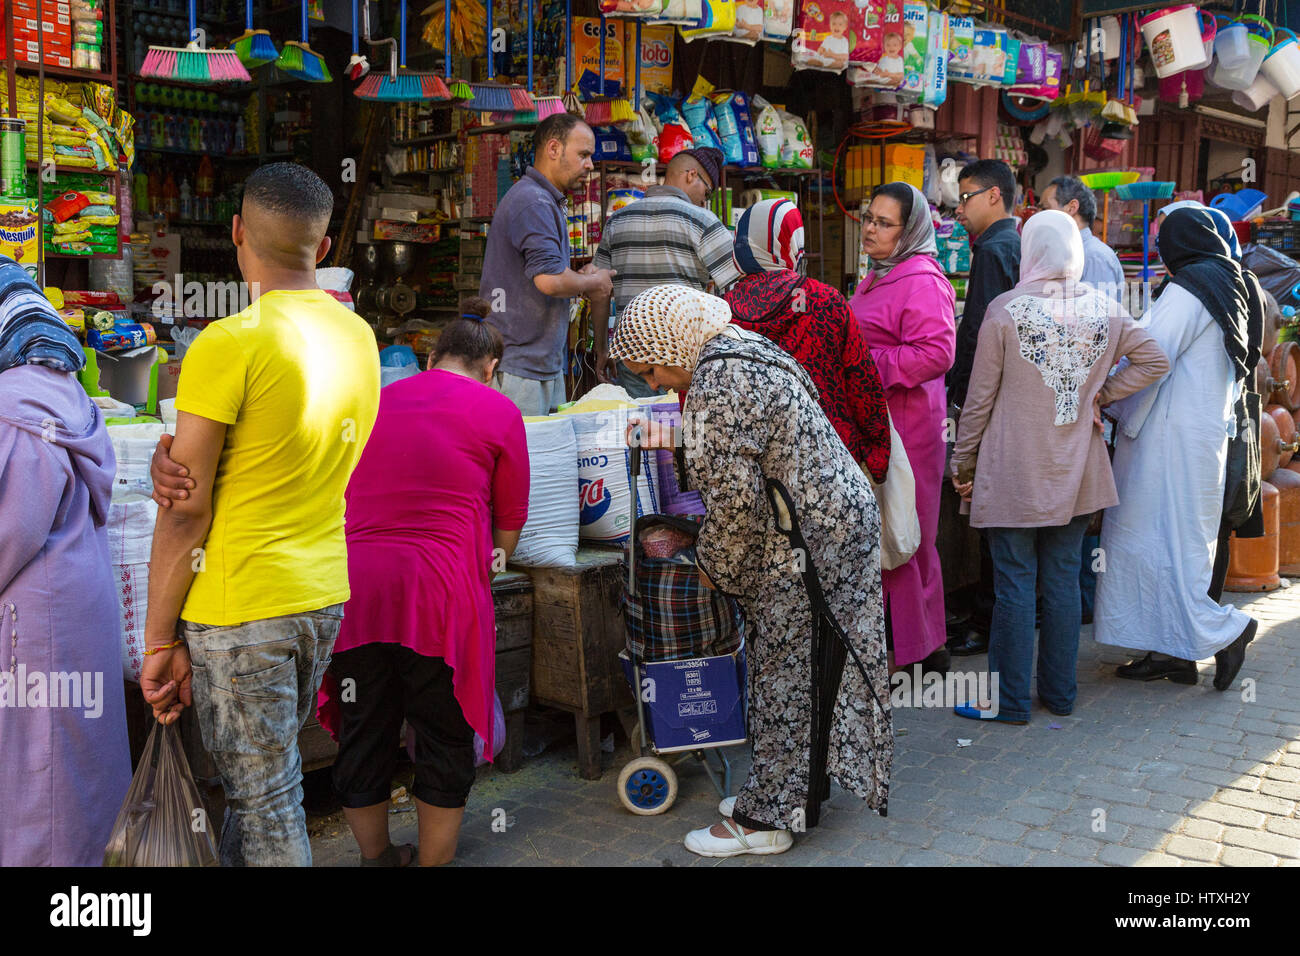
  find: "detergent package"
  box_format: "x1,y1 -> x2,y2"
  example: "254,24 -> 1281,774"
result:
947,15 -> 975,81
728,0 -> 765,44
779,110 -> 814,169
750,93 -> 784,167
792,0 -> 861,74
921,7 -> 949,107
682,95 -> 724,152
638,25 -> 675,93
680,0 -> 737,41
712,91 -> 761,167
595,126 -> 633,163
899,0 -> 928,95
571,17 -> 629,88
647,92 -> 694,161
762,0 -> 793,41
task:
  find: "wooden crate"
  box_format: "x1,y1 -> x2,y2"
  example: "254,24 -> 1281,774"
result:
492,570 -> 534,772
521,547 -> 632,779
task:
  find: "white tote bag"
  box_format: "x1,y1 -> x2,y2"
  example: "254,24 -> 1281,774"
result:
866,411 -> 921,571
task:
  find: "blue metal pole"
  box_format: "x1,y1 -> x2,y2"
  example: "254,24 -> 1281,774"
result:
599,13 -> 606,96
487,0 -> 494,79
446,0 -> 452,77
565,0 -> 571,91
528,0 -> 534,91
635,19 -> 641,111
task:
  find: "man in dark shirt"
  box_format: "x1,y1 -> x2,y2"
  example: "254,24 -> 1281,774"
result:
946,159 -> 1020,656
948,159 -> 1021,410
480,113 -> 615,416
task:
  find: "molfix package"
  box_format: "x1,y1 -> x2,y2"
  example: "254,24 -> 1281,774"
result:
947,15 -> 974,81
792,0 -> 863,74
921,7 -> 949,107
725,0 -> 765,44
680,0 -> 737,41
779,110 -> 814,169
712,91 -> 761,166
750,93 -> 785,167
899,0 -> 928,95
762,0 -> 793,42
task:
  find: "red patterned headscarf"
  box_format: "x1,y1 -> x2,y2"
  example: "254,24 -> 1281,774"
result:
732,198 -> 805,275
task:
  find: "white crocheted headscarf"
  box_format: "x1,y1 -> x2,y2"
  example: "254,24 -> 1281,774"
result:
609,284 -> 735,373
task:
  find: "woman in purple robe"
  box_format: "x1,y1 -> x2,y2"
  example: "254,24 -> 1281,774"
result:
0,256 -> 130,865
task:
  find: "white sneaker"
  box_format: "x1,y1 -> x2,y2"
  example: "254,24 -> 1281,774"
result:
683,819 -> 793,858
718,795 -> 736,817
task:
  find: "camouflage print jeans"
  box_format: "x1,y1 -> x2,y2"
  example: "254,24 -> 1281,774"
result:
183,604 -> 342,867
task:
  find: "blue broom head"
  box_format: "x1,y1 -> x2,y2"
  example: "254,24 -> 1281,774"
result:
1114,181 -> 1176,201
250,31 -> 280,64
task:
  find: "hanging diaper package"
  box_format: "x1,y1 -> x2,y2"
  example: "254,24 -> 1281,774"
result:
655,0 -> 703,24
727,0 -> 764,44
1001,33 -> 1022,86
762,0 -> 794,42
947,14 -> 975,81
898,0 -> 929,95
970,26 -> 1007,86
750,93 -> 785,167
920,6 -> 949,107
712,91 -> 761,167
791,0 -> 863,74
680,0 -> 737,41
599,0 -> 667,16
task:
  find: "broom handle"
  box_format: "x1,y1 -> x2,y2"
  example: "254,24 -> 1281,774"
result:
190,0 -> 198,45
302,0 -> 309,44
400,0 -> 407,68
487,0 -> 493,79
599,14 -> 606,96
635,19 -> 641,112
565,0 -> 571,91
247,0 -> 254,32
352,0 -> 358,55
445,0 -> 451,77
527,0 -> 534,92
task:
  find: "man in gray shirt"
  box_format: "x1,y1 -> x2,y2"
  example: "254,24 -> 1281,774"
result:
1040,176 -> 1126,306
589,147 -> 741,396
481,113 -> 615,416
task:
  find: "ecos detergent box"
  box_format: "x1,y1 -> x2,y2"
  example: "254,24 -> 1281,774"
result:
572,17 -> 629,88
639,24 -> 675,93
899,0 -> 928,94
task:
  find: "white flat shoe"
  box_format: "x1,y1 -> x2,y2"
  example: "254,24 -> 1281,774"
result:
718,795 -> 736,817
683,819 -> 793,858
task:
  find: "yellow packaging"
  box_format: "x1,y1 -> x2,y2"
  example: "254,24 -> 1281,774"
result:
572,17 -> 628,87
638,25 -> 675,94
0,200 -> 40,266
883,143 -> 924,189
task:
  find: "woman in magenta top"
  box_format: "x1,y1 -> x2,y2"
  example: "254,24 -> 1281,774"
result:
323,298 -> 529,867
850,182 -> 957,672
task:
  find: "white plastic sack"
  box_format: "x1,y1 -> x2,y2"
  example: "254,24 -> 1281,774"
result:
750,94 -> 784,168
106,497 -> 158,683
571,409 -> 660,544
511,417 -> 580,568
108,422 -> 166,502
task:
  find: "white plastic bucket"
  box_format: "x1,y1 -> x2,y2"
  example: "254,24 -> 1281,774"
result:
1232,71 -> 1279,111
1214,19 -> 1251,70
1187,10 -> 1217,71
1210,15 -> 1273,90
1140,6 -> 1209,78
1261,28 -> 1300,100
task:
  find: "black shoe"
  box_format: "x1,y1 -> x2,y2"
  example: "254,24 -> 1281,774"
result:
1213,619 -> 1257,691
948,633 -> 989,657
920,646 -> 951,677
1115,652 -> 1198,684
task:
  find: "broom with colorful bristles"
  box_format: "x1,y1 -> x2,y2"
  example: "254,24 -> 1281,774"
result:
231,0 -> 279,69
347,0 -> 369,80
142,0 -> 252,83
354,0 -> 450,101
276,0 -> 333,83
457,0 -> 533,112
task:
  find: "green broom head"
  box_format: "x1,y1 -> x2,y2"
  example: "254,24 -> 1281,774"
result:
449,79 -> 472,100
232,29 -> 279,69
277,40 -> 332,83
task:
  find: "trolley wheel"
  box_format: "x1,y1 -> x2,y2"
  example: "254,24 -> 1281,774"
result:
617,756 -> 678,815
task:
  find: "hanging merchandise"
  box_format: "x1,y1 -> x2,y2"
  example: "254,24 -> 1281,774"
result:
142,0 -> 252,83
750,93 -> 783,167
1138,5 -> 1208,78
625,104 -> 659,162
422,0 -> 488,57
919,6 -> 949,108
853,0 -> 906,89
947,14 -> 975,81
356,0 -> 451,100
683,80 -> 725,151
711,91 -> 761,167
1209,14 -> 1272,91
680,0 -> 737,42
571,17 -> 629,89
970,26 -> 1007,86
1215,16 -> 1252,70
778,109 -> 814,169
646,92 -> 694,161
656,0 -> 704,26
277,0 -> 334,82
792,0 -> 863,73
897,0 -> 928,95
458,0 -> 534,112
1260,27 -> 1300,101
347,0 -> 369,79
727,0 -> 765,45
600,0 -> 668,16
639,25 -> 675,93
231,0 -> 280,69
762,0 -> 793,42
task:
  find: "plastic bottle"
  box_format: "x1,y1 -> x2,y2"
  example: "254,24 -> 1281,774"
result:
163,171 -> 178,217
179,178 -> 192,220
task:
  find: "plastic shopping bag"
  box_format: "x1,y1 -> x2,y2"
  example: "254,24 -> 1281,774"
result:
103,721 -> 218,867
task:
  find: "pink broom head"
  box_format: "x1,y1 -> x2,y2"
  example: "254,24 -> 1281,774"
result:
353,73 -> 385,99
418,74 -> 452,100
534,96 -> 566,119
510,88 -> 535,111
206,49 -> 253,83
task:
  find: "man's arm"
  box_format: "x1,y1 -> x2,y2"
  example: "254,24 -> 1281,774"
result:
534,267 -> 614,299
140,411 -> 226,722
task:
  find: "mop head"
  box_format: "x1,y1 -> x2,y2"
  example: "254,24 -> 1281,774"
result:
276,40 -> 333,83
142,44 -> 252,83
231,28 -> 279,69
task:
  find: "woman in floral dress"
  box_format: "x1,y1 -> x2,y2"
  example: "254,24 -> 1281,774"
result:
612,284 -> 892,859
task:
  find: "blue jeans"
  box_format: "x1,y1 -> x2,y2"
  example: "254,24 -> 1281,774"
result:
986,517 -> 1090,722
1079,533 -> 1100,618
183,605 -> 342,866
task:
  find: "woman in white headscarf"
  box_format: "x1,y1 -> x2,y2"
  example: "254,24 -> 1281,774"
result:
612,284 -> 892,859
948,211 -> 1168,725
849,182 -> 957,674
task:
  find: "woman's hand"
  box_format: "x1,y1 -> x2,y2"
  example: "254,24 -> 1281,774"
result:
625,416 -> 674,449
950,475 -> 973,501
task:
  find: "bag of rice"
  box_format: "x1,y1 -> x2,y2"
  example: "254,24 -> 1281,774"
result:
511,417 -> 580,568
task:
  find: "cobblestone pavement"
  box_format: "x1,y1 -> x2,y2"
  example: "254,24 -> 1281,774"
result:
310,586 -> 1300,867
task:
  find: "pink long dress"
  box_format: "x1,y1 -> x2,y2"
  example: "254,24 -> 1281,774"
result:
317,369 -> 529,757
850,254 -> 956,666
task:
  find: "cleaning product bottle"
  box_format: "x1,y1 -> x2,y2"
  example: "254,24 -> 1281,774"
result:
179,177 -> 192,219
163,171 -> 179,217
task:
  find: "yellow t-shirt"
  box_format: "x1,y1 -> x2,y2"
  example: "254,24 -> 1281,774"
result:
174,289 -> 380,625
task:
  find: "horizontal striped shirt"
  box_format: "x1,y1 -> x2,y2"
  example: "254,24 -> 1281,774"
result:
593,185 -> 742,321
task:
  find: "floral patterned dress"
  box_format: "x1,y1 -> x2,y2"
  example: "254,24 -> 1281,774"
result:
685,329 -> 893,829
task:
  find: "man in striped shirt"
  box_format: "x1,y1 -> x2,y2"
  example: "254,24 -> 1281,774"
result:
591,147 -> 742,394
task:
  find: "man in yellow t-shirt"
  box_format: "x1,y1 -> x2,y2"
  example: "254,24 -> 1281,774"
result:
140,164 -> 379,867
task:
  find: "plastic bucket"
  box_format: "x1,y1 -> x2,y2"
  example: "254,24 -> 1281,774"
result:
1215,18 -> 1251,69
1232,70 -> 1279,110
1261,28 -> 1300,100
1159,68 -> 1205,102
1140,6 -> 1209,77
1210,14 -> 1273,90
1188,10 -> 1217,71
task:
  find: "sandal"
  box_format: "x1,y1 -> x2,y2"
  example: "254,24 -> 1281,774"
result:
684,819 -> 793,858
360,843 -> 416,867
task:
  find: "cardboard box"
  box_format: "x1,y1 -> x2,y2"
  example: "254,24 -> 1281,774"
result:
638,25 -> 674,94
156,359 -> 182,402
372,220 -> 439,242
94,345 -> 166,412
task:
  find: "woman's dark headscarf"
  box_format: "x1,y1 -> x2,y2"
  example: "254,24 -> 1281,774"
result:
1156,207 -> 1262,381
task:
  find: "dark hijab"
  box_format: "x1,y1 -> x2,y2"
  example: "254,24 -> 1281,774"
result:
1156,208 -> 1261,382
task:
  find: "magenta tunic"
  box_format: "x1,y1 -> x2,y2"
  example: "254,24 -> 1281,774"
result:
850,255 -> 956,666
319,369 -> 529,758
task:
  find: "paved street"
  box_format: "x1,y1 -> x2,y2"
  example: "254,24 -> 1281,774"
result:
311,585 -> 1300,867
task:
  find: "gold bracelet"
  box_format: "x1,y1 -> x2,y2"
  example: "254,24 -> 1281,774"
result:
143,638 -> 184,656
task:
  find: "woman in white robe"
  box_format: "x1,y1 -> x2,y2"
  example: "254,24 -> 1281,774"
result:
1095,208 -> 1260,689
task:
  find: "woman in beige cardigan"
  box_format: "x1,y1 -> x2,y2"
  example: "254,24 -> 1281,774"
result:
948,210 -> 1169,724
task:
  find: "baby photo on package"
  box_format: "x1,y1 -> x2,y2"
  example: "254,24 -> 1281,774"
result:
728,0 -> 765,43
762,0 -> 794,41
792,0 -> 863,74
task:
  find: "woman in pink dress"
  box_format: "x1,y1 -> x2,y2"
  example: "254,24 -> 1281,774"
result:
850,182 -> 956,672
322,297 -> 529,866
